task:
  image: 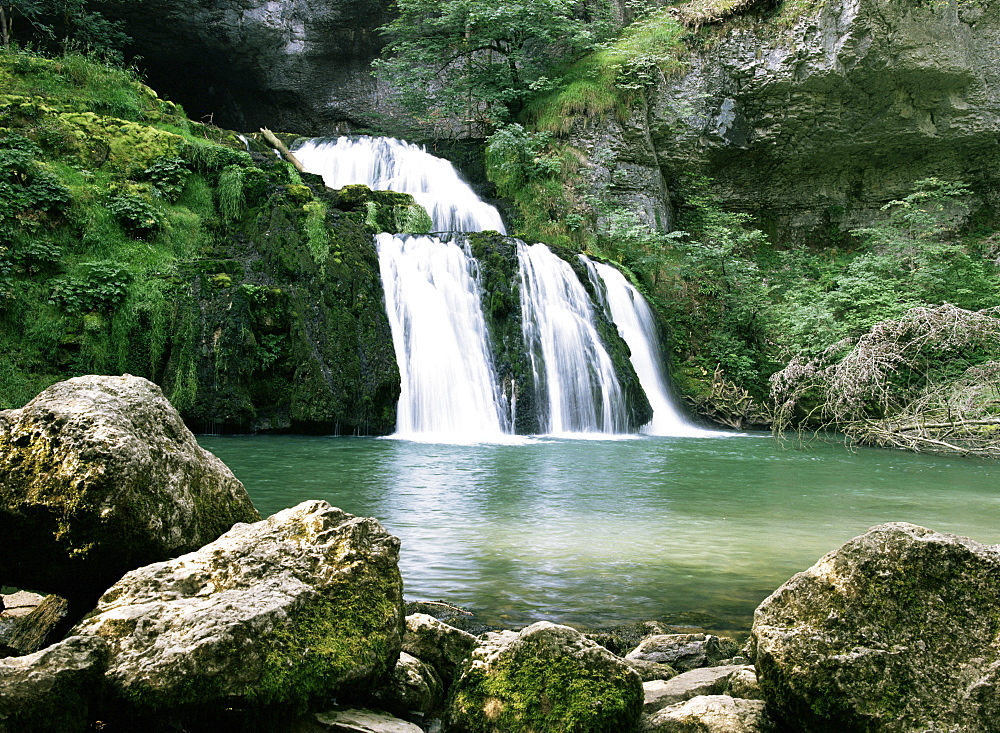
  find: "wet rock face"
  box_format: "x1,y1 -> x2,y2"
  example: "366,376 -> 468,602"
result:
94,0 -> 396,134
445,621 -> 643,733
0,375 -> 260,603
71,500 -> 404,714
750,522 -> 1000,732
577,0 -> 1000,243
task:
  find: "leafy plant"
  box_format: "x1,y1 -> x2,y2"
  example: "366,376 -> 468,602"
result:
49,260 -> 131,312
143,156 -> 189,202
106,187 -> 162,237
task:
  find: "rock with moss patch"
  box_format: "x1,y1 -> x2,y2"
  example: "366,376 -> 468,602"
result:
0,634 -> 109,733
0,375 -> 260,603
70,500 -> 404,716
640,695 -> 776,733
444,621 -> 642,733
402,613 -> 478,684
750,522 -> 1000,732
626,634 -> 740,672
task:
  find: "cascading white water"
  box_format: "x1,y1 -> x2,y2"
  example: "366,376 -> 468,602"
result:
378,233 -> 509,439
587,259 -> 709,437
519,242 -> 627,435
296,134 -> 706,439
296,136 -> 509,439
293,136 -> 506,234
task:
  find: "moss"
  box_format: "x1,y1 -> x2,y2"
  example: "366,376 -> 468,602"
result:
255,582 -> 403,711
449,643 -> 641,733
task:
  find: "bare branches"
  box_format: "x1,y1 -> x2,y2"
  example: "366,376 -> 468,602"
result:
770,304 -> 1000,456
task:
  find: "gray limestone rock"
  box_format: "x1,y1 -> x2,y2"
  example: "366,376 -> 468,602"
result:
445,621 -> 642,733
643,665 -> 756,714
401,613 -> 478,684
367,651 -> 444,717
0,635 -> 109,733
311,707 -> 424,732
724,667 -> 762,701
0,375 -> 260,603
641,695 -> 777,733
626,633 -> 741,672
625,656 -> 680,682
71,500 -> 404,714
573,0 -> 1000,244
751,522 -> 1000,732
95,0 -> 397,135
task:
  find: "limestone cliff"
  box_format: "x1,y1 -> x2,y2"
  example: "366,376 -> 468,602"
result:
573,0 -> 1000,242
93,0 -> 395,134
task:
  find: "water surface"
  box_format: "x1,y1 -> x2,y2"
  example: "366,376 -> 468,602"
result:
199,434 -> 1000,632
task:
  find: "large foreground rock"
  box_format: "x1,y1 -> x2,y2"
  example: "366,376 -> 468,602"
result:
0,635 -> 109,733
445,621 -> 642,732
751,522 -> 1000,731
72,500 -> 404,713
0,375 -> 259,601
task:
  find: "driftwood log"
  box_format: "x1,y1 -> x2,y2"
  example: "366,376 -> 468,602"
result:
260,128 -> 306,173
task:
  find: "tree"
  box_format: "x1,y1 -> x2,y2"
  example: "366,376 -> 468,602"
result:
376,0 -> 613,132
0,0 -> 128,57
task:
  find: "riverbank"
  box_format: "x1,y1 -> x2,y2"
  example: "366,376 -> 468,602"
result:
3,376 -> 999,732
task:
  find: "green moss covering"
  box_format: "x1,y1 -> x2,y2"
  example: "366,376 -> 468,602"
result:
447,629 -> 642,733
0,48 -> 402,435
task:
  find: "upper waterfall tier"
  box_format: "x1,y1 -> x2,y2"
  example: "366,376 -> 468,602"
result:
293,136 -> 506,235
588,260 -> 710,437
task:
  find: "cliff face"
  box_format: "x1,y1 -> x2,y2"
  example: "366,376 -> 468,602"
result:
95,0 -> 395,134
573,0 -> 1000,242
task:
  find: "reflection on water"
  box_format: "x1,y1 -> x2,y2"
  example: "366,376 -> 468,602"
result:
199,434 -> 1000,631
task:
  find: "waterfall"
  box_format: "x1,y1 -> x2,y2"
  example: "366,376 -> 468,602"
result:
587,259 -> 709,437
519,242 -> 627,435
293,136 -> 506,234
296,136 -> 508,439
295,134 -> 704,439
378,233 -> 508,439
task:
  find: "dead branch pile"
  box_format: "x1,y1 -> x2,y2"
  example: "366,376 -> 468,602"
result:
668,0 -> 770,29
686,365 -> 772,429
770,304 -> 1000,456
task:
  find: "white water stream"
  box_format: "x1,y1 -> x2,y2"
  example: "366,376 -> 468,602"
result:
377,233 -> 508,440
295,135 -> 698,439
589,260 -> 708,436
519,243 -> 626,434
293,136 -> 506,234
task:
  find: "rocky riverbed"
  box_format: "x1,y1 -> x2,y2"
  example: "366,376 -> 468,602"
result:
1,376 -> 998,732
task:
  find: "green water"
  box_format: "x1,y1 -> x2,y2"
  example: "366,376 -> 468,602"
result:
198,433 -> 1000,633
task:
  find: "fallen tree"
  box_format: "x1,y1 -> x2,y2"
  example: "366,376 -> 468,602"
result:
770,304 -> 1000,456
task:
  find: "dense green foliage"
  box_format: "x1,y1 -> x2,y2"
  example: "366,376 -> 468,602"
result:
0,47 -> 404,433
376,0 -> 618,130
0,0 -> 129,59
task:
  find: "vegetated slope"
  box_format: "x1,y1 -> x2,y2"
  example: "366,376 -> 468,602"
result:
471,0 -> 1000,452
0,49 -> 405,434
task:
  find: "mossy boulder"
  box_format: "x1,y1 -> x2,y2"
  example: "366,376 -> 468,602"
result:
750,522 -> 1000,732
0,375 -> 259,604
445,621 -> 643,733
71,500 -> 404,719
